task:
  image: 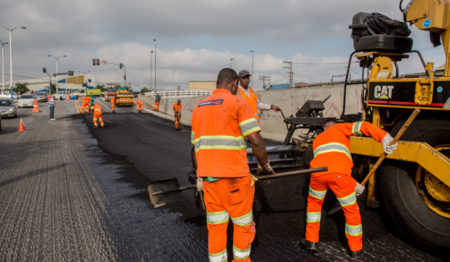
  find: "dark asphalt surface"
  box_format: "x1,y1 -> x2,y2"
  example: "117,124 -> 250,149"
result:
0,98 -> 447,261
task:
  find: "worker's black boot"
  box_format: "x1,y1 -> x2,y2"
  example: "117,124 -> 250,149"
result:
350,249 -> 363,259
300,239 -> 318,254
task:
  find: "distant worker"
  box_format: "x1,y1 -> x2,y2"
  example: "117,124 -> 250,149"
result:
80,98 -> 87,114
111,96 -> 117,113
83,96 -> 91,113
172,100 -> 182,129
153,92 -> 161,111
192,68 -> 273,262
237,70 -> 280,125
48,96 -> 56,120
136,99 -> 143,113
89,95 -> 95,113
303,119 -> 398,258
93,103 -> 104,128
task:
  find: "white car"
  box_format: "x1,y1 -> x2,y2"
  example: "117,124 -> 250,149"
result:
17,94 -> 35,108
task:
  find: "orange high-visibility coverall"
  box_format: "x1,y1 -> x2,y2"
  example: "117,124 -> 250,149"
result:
153,101 -> 159,111
306,121 -> 387,252
93,104 -> 104,128
192,89 -> 262,262
80,100 -> 87,113
83,96 -> 91,113
111,97 -> 117,113
237,86 -> 260,124
172,103 -> 182,129
136,99 -> 143,112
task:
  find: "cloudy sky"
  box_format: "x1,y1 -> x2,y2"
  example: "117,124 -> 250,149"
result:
1,0 -> 446,91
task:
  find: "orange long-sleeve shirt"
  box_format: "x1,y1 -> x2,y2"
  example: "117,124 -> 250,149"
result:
310,121 -> 387,177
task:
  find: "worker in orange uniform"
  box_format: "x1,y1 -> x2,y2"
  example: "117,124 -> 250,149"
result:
93,103 -> 104,128
153,92 -> 161,111
172,100 -> 182,129
83,96 -> 91,113
237,70 -> 280,125
111,96 -> 117,113
192,68 -> 274,262
136,99 -> 143,113
80,98 -> 87,114
303,119 -> 398,258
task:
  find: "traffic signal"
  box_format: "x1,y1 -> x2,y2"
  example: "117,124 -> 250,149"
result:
92,59 -> 100,66
119,63 -> 123,69
68,70 -> 74,76
42,67 -> 47,73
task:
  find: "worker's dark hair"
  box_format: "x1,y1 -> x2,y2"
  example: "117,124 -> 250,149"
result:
217,68 -> 238,86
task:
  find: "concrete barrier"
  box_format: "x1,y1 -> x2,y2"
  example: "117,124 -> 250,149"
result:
139,82 -> 363,142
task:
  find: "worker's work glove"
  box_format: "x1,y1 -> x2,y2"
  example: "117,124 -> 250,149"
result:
381,133 -> 398,155
196,177 -> 203,192
257,163 -> 275,176
250,175 -> 258,186
355,182 -> 365,196
271,105 -> 281,112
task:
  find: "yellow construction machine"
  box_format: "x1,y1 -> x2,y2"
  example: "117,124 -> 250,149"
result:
342,0 -> 449,250
115,89 -> 134,107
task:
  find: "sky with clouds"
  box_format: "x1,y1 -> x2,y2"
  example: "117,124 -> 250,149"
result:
1,0 -> 446,91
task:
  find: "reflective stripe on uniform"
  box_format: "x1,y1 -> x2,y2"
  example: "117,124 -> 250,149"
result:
191,131 -> 195,144
193,135 -> 246,153
207,210 -> 229,225
94,109 -> 101,113
313,142 -> 352,160
309,187 -> 327,200
239,118 -> 261,136
337,192 -> 357,207
231,211 -> 253,226
209,249 -> 228,262
352,121 -> 363,135
233,245 -> 251,260
306,212 -> 321,223
345,223 -> 363,236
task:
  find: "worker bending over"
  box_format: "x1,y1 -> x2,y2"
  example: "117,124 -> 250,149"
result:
172,100 -> 182,129
192,68 -> 273,262
237,70 -> 280,124
153,93 -> 161,111
303,119 -> 398,257
84,96 -> 92,113
93,103 -> 104,128
136,99 -> 143,113
111,96 -> 117,113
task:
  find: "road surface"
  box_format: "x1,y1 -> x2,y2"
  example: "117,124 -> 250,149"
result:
0,98 -> 447,261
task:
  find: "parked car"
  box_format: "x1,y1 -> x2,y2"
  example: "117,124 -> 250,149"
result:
36,92 -> 48,102
0,98 -> 17,118
17,94 -> 35,108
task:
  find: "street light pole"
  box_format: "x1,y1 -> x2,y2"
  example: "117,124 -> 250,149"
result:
150,50 -> 153,90
0,40 -> 7,92
250,50 -> 254,85
1,26 -> 26,100
153,39 -> 157,91
48,54 -> 67,94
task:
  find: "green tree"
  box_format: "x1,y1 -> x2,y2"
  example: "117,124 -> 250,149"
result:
49,83 -> 56,94
140,87 -> 150,94
114,85 -> 121,91
14,82 -> 30,95
95,84 -> 106,92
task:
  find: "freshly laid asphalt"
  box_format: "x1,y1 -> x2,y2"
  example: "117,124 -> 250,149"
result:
0,98 -> 446,261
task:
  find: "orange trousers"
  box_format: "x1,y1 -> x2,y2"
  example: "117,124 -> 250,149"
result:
174,113 -> 180,129
153,102 -> 159,111
93,114 -> 104,128
203,176 -> 256,262
305,173 -> 363,252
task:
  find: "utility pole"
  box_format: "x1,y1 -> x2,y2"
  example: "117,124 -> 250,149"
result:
250,50 -> 254,85
150,50 -> 153,90
153,39 -> 157,91
283,60 -> 293,88
258,75 -> 271,90
0,40 -> 7,92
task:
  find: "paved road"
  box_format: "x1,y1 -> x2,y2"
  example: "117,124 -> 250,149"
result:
0,99 -> 446,261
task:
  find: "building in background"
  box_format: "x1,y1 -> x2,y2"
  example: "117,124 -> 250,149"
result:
188,81 -> 215,91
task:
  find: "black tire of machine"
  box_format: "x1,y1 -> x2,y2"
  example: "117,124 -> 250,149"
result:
379,117 -> 450,250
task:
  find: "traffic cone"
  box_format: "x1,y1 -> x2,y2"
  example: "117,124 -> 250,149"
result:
18,117 -> 25,132
32,99 -> 40,113
66,93 -> 70,100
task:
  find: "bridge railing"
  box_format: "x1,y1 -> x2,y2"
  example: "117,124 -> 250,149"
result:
143,90 -> 212,98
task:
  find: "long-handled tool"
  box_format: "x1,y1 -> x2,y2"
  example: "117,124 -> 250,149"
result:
148,167 -> 327,208
327,108 -> 421,215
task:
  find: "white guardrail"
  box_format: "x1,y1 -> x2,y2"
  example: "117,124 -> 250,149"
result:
144,90 -> 212,98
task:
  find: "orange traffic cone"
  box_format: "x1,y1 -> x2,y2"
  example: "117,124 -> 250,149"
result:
32,99 -> 40,112
66,93 -> 70,100
18,117 -> 25,132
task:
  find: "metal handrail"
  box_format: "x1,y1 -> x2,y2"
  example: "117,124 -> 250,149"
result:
144,90 -> 212,98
